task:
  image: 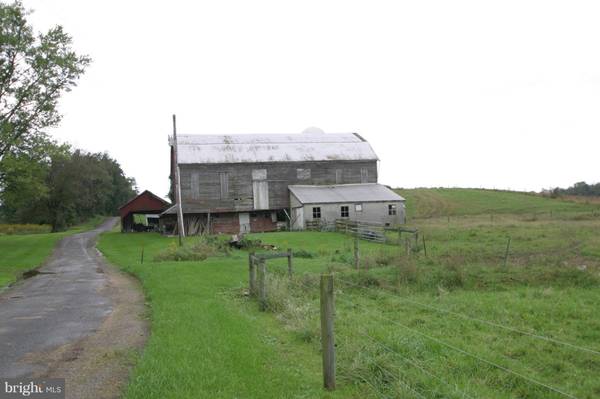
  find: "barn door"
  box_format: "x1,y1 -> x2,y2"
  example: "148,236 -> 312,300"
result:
252,169 -> 269,210
253,181 -> 269,209
239,212 -> 250,233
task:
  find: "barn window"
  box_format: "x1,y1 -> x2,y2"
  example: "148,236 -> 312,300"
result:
361,168 -> 368,183
252,169 -> 267,180
312,207 -> 321,219
297,168 -> 311,180
219,172 -> 229,199
340,206 -> 349,218
388,204 -> 397,215
355,204 -> 362,212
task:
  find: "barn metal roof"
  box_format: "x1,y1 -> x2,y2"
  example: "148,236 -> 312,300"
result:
289,184 -> 405,204
171,133 -> 379,164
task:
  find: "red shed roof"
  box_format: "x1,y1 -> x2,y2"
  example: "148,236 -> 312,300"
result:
119,190 -> 170,219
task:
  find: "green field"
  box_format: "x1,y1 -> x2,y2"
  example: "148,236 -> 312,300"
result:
0,216 -> 106,289
397,188 -> 596,219
97,189 -> 600,399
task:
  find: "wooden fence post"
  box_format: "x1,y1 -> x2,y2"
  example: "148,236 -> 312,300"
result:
320,274 -> 336,390
405,238 -> 411,257
287,248 -> 293,278
258,259 -> 267,311
248,252 -> 256,296
353,235 -> 360,271
422,235 -> 427,257
503,237 -> 511,268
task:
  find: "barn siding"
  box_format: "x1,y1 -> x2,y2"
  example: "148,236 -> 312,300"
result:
178,160 -> 377,213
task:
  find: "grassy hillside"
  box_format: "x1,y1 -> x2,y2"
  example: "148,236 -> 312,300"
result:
396,188 -> 595,219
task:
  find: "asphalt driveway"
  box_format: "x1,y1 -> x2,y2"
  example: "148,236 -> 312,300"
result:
0,218 -> 127,379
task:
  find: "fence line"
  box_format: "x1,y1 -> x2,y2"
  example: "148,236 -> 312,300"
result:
305,219 -> 419,244
333,294 -> 579,399
247,265 -> 582,398
335,277 -> 600,357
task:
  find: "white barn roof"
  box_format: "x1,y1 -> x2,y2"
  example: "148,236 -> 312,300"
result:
171,133 -> 378,164
289,184 -> 405,204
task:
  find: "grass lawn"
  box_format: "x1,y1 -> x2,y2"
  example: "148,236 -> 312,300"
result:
0,216 -> 107,289
98,190 -> 600,398
98,232 -> 361,399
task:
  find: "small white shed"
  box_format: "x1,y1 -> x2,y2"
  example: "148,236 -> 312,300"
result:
288,183 -> 406,230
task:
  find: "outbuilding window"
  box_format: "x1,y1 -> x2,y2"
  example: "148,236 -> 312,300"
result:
312,207 -> 321,219
388,204 -> 397,215
355,204 -> 363,212
341,205 -> 349,218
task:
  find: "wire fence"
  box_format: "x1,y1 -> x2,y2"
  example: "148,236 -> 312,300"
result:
245,244 -> 596,398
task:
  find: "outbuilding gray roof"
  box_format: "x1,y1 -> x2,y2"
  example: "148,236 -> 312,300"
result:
171,133 -> 378,164
289,184 -> 405,205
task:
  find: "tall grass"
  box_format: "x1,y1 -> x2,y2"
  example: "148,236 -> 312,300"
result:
0,224 -> 52,235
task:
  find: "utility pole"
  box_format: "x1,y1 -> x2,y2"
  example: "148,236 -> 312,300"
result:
172,114 -> 185,245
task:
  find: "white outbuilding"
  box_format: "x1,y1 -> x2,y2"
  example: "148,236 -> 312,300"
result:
288,183 -> 406,230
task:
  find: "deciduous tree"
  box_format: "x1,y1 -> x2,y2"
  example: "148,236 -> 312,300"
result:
0,1 -> 90,159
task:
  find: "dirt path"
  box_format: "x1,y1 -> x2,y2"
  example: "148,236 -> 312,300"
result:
0,218 -> 148,399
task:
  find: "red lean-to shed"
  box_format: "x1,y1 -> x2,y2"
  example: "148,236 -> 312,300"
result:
118,190 -> 170,232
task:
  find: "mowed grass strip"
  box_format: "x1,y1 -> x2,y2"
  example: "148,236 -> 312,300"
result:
98,232 -> 358,399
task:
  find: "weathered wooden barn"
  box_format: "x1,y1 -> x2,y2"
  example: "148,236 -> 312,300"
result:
288,183 -> 405,230
161,131 -> 391,234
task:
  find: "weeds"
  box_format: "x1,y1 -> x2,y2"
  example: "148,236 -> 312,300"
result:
153,235 -> 229,262
0,224 -> 52,235
261,272 -> 320,343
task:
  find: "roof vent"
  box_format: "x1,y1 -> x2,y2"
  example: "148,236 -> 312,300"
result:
301,126 -> 325,135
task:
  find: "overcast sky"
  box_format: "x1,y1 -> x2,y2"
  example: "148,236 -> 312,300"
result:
22,0 -> 600,198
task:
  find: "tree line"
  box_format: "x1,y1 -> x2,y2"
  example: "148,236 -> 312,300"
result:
547,182 -> 600,198
0,135 -> 136,231
0,2 -> 136,231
